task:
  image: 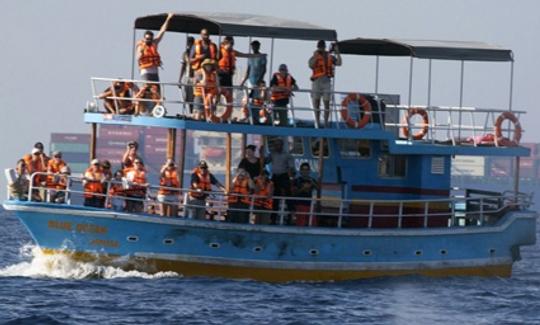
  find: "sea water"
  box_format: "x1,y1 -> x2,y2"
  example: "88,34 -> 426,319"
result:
1,201 -> 539,324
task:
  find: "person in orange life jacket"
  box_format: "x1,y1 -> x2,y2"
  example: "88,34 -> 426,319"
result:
261,138 -> 296,224
253,170 -> 274,225
83,159 -> 105,208
308,40 -> 342,127
26,148 -> 48,201
46,151 -> 67,202
192,59 -> 219,121
270,64 -> 298,126
187,160 -> 225,220
292,162 -> 319,227
108,170 -> 126,212
228,168 -> 255,224
124,158 -> 148,213
237,144 -> 262,179
50,165 -> 70,204
179,36 -> 195,113
33,142 -> 50,165
97,80 -> 138,114
217,36 -> 266,94
122,141 -> 141,171
134,83 -> 161,116
246,80 -> 269,125
158,159 -> 181,217
137,13 -> 173,82
190,28 -> 218,74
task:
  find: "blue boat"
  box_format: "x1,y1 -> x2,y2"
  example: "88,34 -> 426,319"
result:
3,13 -> 536,282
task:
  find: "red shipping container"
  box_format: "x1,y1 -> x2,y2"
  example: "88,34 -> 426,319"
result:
141,127 -> 167,137
62,152 -> 89,163
99,125 -> 140,140
97,139 -> 132,148
51,133 -> 90,144
143,134 -> 168,146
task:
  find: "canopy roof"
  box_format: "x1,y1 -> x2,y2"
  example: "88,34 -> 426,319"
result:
135,12 -> 337,41
337,38 -> 513,62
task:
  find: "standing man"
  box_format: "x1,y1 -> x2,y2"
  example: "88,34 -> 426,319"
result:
179,36 -> 195,113
240,40 -> 267,90
190,29 -> 218,74
136,13 -> 174,82
270,64 -> 298,126
83,159 -> 105,208
308,40 -> 342,127
292,162 -> 319,226
186,160 -> 226,220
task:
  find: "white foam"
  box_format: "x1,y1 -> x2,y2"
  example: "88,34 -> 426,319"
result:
0,244 -> 180,280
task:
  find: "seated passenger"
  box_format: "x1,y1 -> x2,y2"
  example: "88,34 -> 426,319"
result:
97,80 -> 138,114
134,83 -> 162,116
158,159 -> 181,217
46,151 -> 66,201
27,148 -> 47,200
292,163 -> 319,226
108,170 -> 126,212
227,168 -> 254,224
186,160 -> 225,220
253,170 -> 274,225
51,166 -> 71,204
193,59 -> 219,121
83,159 -> 105,208
124,158 -> 148,213
270,64 -> 298,126
8,159 -> 31,201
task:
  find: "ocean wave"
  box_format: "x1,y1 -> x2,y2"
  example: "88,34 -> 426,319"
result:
0,244 -> 180,280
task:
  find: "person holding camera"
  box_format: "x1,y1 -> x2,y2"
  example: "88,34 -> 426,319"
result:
308,40 -> 342,127
158,159 -> 181,217
122,141 -> 141,172
134,83 -> 161,116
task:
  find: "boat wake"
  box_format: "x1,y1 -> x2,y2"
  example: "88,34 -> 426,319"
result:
0,244 -> 180,280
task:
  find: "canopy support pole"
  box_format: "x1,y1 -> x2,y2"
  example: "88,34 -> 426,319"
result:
177,129 -> 186,188
167,128 -> 177,160
514,156 -> 520,194
406,56 -> 414,140
131,28 -> 136,80
89,123 -> 97,161
374,55 -> 380,94
458,60 -> 465,141
226,133 -> 232,191
428,59 -> 434,142
241,134 -> 247,158
268,38 -> 275,85
509,60 -> 514,111
316,139 -> 325,200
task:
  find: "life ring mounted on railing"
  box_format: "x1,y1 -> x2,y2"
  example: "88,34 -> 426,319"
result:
340,93 -> 372,128
402,107 -> 429,140
204,88 -> 233,123
494,111 -> 522,147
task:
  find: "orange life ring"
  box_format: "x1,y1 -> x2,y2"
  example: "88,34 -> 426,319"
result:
494,111 -> 522,146
340,93 -> 372,128
402,107 -> 429,140
205,88 -> 233,123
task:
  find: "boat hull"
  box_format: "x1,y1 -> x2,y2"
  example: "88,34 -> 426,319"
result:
4,201 -> 536,282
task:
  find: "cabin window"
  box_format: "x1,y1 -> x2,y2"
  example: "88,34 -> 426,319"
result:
310,138 -> 329,158
378,155 -> 406,178
337,139 -> 370,158
431,157 -> 445,175
288,136 -> 304,156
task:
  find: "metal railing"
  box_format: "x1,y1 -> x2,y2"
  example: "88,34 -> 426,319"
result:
8,172 -> 533,229
89,77 -> 525,147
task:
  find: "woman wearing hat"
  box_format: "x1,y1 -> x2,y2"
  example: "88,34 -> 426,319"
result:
192,59 -> 219,121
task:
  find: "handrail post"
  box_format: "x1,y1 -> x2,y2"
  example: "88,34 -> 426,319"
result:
337,201 -> 344,228
279,198 -> 285,225
479,198 -> 484,226
308,198 -> 315,227
451,200 -> 456,226
368,202 -> 374,228
423,201 -> 429,228
398,201 -> 403,228
104,180 -> 111,209
249,196 -> 255,224
28,173 -> 35,201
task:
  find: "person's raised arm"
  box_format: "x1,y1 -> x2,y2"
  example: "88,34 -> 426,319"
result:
154,13 -> 174,44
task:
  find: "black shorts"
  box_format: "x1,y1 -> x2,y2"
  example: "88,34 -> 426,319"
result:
218,72 -> 233,88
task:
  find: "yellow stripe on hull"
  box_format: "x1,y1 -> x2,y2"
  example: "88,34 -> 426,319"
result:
41,248 -> 512,282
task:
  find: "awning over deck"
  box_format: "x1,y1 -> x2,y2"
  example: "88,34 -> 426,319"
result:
134,12 -> 337,41
337,38 -> 513,62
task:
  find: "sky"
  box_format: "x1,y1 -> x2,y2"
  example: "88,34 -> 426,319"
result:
1,0 -> 539,198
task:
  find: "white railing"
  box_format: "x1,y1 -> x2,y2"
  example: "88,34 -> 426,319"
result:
8,172 -> 533,229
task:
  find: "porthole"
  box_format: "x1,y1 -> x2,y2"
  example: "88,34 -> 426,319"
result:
127,235 -> 139,242
489,248 -> 496,255
415,250 -> 423,256
362,250 -> 372,256
440,249 -> 448,255
163,238 -> 175,245
309,249 -> 319,256
253,246 -> 263,253
209,242 -> 220,249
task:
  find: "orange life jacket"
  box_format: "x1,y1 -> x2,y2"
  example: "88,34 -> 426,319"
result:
159,168 -> 180,195
84,167 -> 104,199
126,169 -> 147,197
27,156 -> 46,186
194,70 -> 218,97
191,39 -> 217,71
56,175 -> 68,190
46,159 -> 66,188
271,73 -> 293,101
218,45 -> 236,74
138,41 -> 162,70
254,177 -> 273,209
311,51 -> 335,80
190,168 -> 212,199
228,177 -> 251,205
